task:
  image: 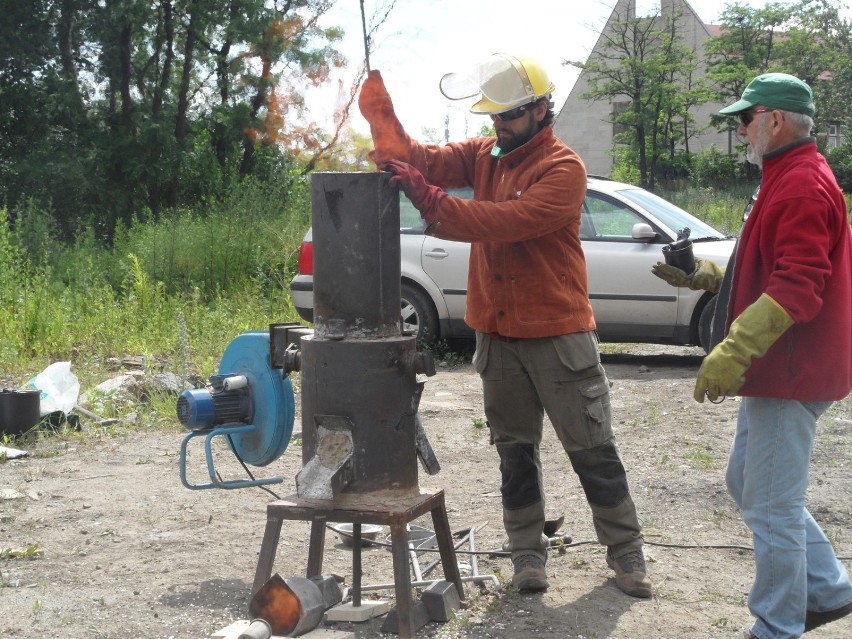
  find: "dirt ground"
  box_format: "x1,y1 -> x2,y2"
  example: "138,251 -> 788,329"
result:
2,342 -> 851,639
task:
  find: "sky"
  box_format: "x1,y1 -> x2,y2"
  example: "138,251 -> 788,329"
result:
302,0 -> 812,142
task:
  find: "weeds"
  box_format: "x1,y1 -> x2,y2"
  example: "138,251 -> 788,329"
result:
0,544 -> 44,559
0,184 -> 758,434
684,443 -> 716,469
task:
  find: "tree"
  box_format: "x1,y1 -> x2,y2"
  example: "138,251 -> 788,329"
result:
705,1 -> 852,144
705,1 -> 799,135
568,1 -> 705,190
0,0 -> 348,242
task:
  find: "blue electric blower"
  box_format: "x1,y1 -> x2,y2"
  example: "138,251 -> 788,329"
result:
176,331 -> 295,490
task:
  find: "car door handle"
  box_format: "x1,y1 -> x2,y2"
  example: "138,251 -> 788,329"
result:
424,248 -> 449,259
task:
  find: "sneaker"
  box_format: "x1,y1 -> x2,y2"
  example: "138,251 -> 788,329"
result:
511,553 -> 549,592
805,600 -> 852,631
726,631 -> 756,639
606,548 -> 652,598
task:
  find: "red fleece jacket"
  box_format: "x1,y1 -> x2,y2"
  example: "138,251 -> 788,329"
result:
730,140 -> 852,400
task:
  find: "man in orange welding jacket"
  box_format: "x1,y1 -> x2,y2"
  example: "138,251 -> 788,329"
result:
358,54 -> 652,598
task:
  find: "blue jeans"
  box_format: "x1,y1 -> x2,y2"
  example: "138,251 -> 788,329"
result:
726,397 -> 852,639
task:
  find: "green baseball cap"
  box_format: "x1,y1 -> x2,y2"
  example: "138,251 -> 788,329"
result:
719,72 -> 815,117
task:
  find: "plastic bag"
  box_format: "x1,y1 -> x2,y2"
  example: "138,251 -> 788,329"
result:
25,362 -> 80,416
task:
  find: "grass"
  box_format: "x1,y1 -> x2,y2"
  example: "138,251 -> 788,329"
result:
0,180 -> 774,438
684,444 -> 716,470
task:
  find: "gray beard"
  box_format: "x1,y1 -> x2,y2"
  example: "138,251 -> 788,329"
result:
746,146 -> 763,168
746,122 -> 771,167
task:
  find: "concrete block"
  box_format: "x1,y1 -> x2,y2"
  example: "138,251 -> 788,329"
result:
212,619 -> 354,639
380,601 -> 431,634
324,599 -> 390,623
299,630 -> 355,639
421,580 -> 461,622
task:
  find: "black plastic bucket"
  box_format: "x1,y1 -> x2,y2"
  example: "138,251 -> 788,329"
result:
0,389 -> 41,436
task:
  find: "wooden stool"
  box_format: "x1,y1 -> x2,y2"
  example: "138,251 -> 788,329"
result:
252,489 -> 465,638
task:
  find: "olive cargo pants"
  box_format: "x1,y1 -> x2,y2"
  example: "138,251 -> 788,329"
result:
473,331 -> 644,560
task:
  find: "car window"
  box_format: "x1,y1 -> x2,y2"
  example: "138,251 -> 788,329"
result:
583,192 -> 647,241
400,188 -> 474,233
400,196 -> 423,231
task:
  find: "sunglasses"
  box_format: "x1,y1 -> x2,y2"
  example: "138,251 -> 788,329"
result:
739,107 -> 775,127
490,103 -> 534,122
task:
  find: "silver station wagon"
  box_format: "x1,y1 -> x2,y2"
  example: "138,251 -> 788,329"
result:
290,176 -> 735,352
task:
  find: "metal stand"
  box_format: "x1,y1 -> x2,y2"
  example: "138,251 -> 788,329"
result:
252,490 -> 465,638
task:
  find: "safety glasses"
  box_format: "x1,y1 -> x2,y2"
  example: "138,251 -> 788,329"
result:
490,104 -> 533,122
739,107 -> 775,127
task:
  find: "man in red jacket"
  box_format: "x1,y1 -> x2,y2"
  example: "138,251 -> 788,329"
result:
359,54 -> 651,598
656,73 -> 852,638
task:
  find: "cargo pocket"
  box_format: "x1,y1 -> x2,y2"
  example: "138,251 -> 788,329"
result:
578,376 -> 613,448
551,332 -> 601,380
473,332 -> 502,381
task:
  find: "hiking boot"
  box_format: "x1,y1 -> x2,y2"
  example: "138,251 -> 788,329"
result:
606,548 -> 652,598
805,600 -> 852,632
511,553 -> 549,593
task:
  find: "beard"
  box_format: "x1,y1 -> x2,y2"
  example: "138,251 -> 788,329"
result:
495,118 -> 539,154
746,118 -> 772,167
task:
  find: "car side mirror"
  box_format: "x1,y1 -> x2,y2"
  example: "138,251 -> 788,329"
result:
631,223 -> 658,241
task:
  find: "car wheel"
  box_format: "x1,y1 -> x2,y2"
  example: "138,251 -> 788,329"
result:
401,283 -> 439,346
698,295 -> 718,354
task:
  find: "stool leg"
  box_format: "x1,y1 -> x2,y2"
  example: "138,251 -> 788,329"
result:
431,501 -> 466,602
389,521 -> 414,638
252,514 -> 283,596
352,523 -> 363,607
306,519 -> 326,577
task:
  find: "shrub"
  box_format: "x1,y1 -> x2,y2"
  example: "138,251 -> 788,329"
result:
825,144 -> 852,193
690,146 -> 744,188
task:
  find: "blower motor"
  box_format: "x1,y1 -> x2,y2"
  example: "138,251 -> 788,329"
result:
177,374 -> 252,431
177,330 -> 296,490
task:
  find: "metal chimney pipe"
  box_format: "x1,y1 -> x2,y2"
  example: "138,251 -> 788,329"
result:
311,171 -> 401,339
297,172 -> 424,499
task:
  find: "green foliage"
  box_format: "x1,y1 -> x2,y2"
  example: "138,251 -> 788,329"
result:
690,147 -> 746,188
0,178 -> 308,375
825,144 -> 852,193
570,3 -> 706,190
705,1 -> 852,135
659,184 -> 754,236
113,174 -> 311,297
0,0 -> 344,243
610,149 -> 641,185
477,123 -> 496,137
655,150 -> 694,184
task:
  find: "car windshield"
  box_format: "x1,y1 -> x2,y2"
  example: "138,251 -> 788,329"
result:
616,188 -> 727,240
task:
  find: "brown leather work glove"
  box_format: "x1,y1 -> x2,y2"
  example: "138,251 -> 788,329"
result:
381,159 -> 446,219
358,70 -> 410,165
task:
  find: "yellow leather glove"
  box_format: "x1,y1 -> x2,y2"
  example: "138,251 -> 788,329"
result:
652,258 -> 724,293
694,293 -> 794,402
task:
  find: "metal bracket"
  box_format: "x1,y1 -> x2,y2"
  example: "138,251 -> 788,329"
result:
178,424 -> 284,490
